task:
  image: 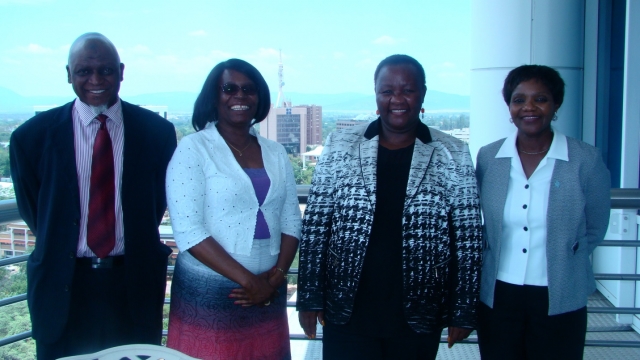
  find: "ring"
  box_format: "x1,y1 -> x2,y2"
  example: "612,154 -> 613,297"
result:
264,300 -> 271,306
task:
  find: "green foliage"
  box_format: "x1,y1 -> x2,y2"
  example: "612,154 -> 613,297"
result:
0,302 -> 34,360
288,155 -> 315,185
0,146 -> 10,178
0,338 -> 36,360
0,263 -> 27,299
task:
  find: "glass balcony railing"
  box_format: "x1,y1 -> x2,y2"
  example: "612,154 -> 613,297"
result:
1,187 -> 640,358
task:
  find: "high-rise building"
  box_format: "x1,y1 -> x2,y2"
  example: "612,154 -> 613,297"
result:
260,51 -> 322,153
259,103 -> 322,154
296,104 -> 323,146
260,103 -> 307,155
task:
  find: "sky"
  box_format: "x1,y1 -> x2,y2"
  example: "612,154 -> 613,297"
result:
0,0 -> 471,99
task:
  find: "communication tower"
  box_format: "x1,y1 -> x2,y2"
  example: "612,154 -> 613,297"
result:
276,50 -> 285,108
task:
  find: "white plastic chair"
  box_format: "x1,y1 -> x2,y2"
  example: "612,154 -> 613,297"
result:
57,344 -> 200,360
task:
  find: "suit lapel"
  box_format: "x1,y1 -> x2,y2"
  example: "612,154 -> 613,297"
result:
359,136 -> 378,207
405,140 -> 434,202
483,155 -> 510,250
51,103 -> 80,198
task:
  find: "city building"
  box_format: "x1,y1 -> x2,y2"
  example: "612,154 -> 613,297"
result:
140,105 -> 168,119
298,104 -> 323,146
441,128 -> 470,143
33,105 -> 57,115
260,103 -> 308,155
0,222 -> 35,257
336,119 -> 368,131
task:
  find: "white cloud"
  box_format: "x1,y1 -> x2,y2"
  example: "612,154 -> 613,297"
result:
131,45 -> 151,54
189,30 -> 207,37
333,52 -> 345,59
22,44 -> 54,54
372,36 -> 405,45
255,48 -> 281,59
0,0 -> 52,4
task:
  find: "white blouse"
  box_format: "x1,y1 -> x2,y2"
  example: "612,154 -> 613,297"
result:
495,130 -> 568,286
166,122 -> 301,256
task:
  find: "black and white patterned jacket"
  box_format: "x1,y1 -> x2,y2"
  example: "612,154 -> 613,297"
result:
296,119 -> 483,333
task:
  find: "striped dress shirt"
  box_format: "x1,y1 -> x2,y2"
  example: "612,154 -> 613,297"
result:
73,99 -> 125,257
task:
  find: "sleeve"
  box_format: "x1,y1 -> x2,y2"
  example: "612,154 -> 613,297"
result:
165,137 -> 211,251
584,150 -> 611,254
296,133 -> 336,311
10,130 -> 39,232
446,143 -> 483,328
279,147 -> 302,239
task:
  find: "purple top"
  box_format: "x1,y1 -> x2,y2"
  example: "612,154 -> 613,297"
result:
243,168 -> 271,239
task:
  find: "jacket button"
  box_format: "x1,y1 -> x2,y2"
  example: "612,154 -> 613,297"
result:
525,184 -> 530,189
523,227 -> 528,231
522,204 -> 528,209
522,248 -> 527,253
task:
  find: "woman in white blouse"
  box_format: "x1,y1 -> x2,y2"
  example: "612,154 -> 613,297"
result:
165,59 -> 301,360
475,65 -> 610,359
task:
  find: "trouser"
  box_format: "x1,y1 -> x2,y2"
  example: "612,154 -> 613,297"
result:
477,280 -> 587,360
36,257 -> 157,360
322,320 -> 442,360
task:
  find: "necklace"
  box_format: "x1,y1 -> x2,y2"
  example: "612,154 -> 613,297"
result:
518,147 -> 549,155
225,139 -> 252,156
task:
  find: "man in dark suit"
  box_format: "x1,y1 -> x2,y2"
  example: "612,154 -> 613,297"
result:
9,32 -> 177,359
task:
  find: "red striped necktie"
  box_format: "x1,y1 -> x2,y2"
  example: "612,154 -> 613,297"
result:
87,114 -> 116,258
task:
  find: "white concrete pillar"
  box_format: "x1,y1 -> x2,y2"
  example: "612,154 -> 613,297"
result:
469,0 -> 585,161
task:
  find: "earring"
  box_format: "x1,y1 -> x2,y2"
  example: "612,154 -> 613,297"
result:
376,109 -> 380,115
552,112 -> 558,121
509,118 -> 514,124
421,108 -> 424,120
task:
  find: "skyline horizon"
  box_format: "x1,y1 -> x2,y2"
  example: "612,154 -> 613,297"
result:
0,86 -> 472,115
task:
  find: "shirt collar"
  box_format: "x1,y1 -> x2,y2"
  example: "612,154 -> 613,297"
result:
364,118 -> 432,144
74,98 -> 123,127
495,129 -> 568,161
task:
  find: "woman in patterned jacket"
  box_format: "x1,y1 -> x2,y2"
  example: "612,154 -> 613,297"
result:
296,54 -> 483,360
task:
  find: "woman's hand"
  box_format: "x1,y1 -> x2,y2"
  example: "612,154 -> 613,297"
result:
229,274 -> 275,307
447,326 -> 472,348
265,266 -> 287,289
299,311 -> 324,339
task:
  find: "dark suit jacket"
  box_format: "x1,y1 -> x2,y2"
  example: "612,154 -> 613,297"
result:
9,100 -> 177,344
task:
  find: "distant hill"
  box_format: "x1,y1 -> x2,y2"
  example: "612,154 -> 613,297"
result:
0,87 -> 469,114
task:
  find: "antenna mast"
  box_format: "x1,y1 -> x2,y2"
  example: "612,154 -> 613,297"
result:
276,50 -> 285,108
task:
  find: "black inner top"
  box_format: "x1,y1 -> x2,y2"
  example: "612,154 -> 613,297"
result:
344,142 -> 415,336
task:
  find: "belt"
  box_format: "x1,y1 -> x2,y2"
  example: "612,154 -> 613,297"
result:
76,255 -> 125,269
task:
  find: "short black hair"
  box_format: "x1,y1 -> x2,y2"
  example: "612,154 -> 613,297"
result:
192,58 -> 271,131
374,54 -> 426,91
502,65 -> 565,107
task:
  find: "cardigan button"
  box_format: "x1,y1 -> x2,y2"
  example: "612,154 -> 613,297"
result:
522,204 -> 528,209
522,248 -> 527,253
523,227 -> 528,231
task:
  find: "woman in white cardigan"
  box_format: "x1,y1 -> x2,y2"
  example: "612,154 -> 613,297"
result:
165,59 -> 301,360
475,65 -> 610,359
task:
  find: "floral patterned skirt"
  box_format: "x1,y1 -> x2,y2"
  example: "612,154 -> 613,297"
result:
167,241 -> 291,360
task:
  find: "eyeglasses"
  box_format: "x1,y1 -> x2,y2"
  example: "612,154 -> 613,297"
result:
221,83 -> 258,96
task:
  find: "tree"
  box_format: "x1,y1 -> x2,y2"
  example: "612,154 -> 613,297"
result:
288,155 -> 315,185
